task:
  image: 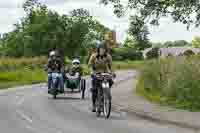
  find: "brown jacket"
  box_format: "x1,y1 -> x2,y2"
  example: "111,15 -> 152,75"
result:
88,53 -> 112,73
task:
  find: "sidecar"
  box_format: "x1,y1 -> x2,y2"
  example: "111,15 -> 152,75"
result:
65,72 -> 86,99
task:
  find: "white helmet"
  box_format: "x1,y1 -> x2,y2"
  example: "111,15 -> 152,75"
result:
49,51 -> 56,57
72,59 -> 80,64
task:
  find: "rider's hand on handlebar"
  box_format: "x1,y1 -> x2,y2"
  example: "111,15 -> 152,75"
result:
112,72 -> 116,78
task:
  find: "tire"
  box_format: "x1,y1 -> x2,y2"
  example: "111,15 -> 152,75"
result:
96,89 -> 101,117
96,109 -> 101,117
103,90 -> 111,119
52,89 -> 57,99
81,90 -> 85,99
81,79 -> 86,99
52,82 -> 57,99
53,93 -> 57,99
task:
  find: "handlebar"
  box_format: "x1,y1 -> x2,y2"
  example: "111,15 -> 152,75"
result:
93,72 -> 116,79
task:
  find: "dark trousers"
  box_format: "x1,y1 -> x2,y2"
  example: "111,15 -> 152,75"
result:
91,76 -> 113,105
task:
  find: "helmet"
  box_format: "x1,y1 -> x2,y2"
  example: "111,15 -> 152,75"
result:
49,51 -> 56,57
96,42 -> 107,49
72,59 -> 80,65
96,41 -> 108,54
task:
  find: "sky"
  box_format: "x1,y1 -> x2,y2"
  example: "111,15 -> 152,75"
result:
0,0 -> 200,43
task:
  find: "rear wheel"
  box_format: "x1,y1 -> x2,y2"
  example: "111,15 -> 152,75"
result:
53,93 -> 57,99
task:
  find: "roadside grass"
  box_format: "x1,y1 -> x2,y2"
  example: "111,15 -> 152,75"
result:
0,68 -> 46,89
0,57 -> 144,89
136,56 -> 200,111
0,57 -> 47,89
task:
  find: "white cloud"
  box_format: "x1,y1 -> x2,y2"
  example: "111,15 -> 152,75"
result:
0,8 -> 24,33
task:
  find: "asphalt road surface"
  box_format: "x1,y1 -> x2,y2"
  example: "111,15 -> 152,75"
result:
0,71 -> 196,133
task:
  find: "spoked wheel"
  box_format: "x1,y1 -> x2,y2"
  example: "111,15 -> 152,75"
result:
103,92 -> 111,119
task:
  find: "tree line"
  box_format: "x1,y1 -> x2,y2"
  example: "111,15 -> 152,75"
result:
0,0 -> 109,59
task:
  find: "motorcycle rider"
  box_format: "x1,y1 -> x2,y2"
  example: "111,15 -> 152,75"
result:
88,41 -> 115,112
47,50 -> 64,93
65,59 -> 83,80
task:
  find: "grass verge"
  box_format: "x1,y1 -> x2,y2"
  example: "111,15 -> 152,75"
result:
136,57 -> 200,111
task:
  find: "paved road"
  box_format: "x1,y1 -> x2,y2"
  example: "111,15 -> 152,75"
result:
0,71 -> 196,133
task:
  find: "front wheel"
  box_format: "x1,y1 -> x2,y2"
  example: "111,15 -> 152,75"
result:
81,79 -> 86,99
103,91 -> 111,119
96,89 -> 102,117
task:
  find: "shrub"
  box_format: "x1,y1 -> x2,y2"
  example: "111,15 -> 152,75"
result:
183,49 -> 195,56
0,56 -> 47,71
146,48 -> 159,59
112,48 -> 143,61
138,56 -> 200,111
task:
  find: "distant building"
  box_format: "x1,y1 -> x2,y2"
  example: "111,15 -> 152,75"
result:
143,47 -> 200,59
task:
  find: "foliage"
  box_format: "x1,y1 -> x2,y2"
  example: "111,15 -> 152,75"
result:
100,0 -> 200,28
123,36 -> 136,48
192,36 -> 200,48
151,40 -> 191,48
0,56 -> 47,71
1,0 -> 109,58
183,49 -> 195,56
137,56 -> 200,111
146,48 -> 159,59
164,40 -> 190,47
112,47 -> 143,61
128,16 -> 151,50
0,56 -> 47,89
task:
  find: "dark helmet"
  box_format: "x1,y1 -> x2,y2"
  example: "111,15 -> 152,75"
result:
96,41 -> 108,53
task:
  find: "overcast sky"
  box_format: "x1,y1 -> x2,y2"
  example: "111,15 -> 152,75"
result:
0,0 -> 200,43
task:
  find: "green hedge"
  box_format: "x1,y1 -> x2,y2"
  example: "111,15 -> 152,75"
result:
112,48 -> 143,61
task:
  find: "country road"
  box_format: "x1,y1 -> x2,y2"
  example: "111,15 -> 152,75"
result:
0,71 -> 196,133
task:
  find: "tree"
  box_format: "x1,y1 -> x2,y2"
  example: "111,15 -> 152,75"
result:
146,47 -> 159,59
128,16 -> 151,50
70,8 -> 90,18
192,36 -> 200,48
163,40 -> 189,47
1,1 -> 110,58
123,36 -> 136,48
173,40 -> 189,47
100,0 -> 200,28
183,49 -> 195,56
